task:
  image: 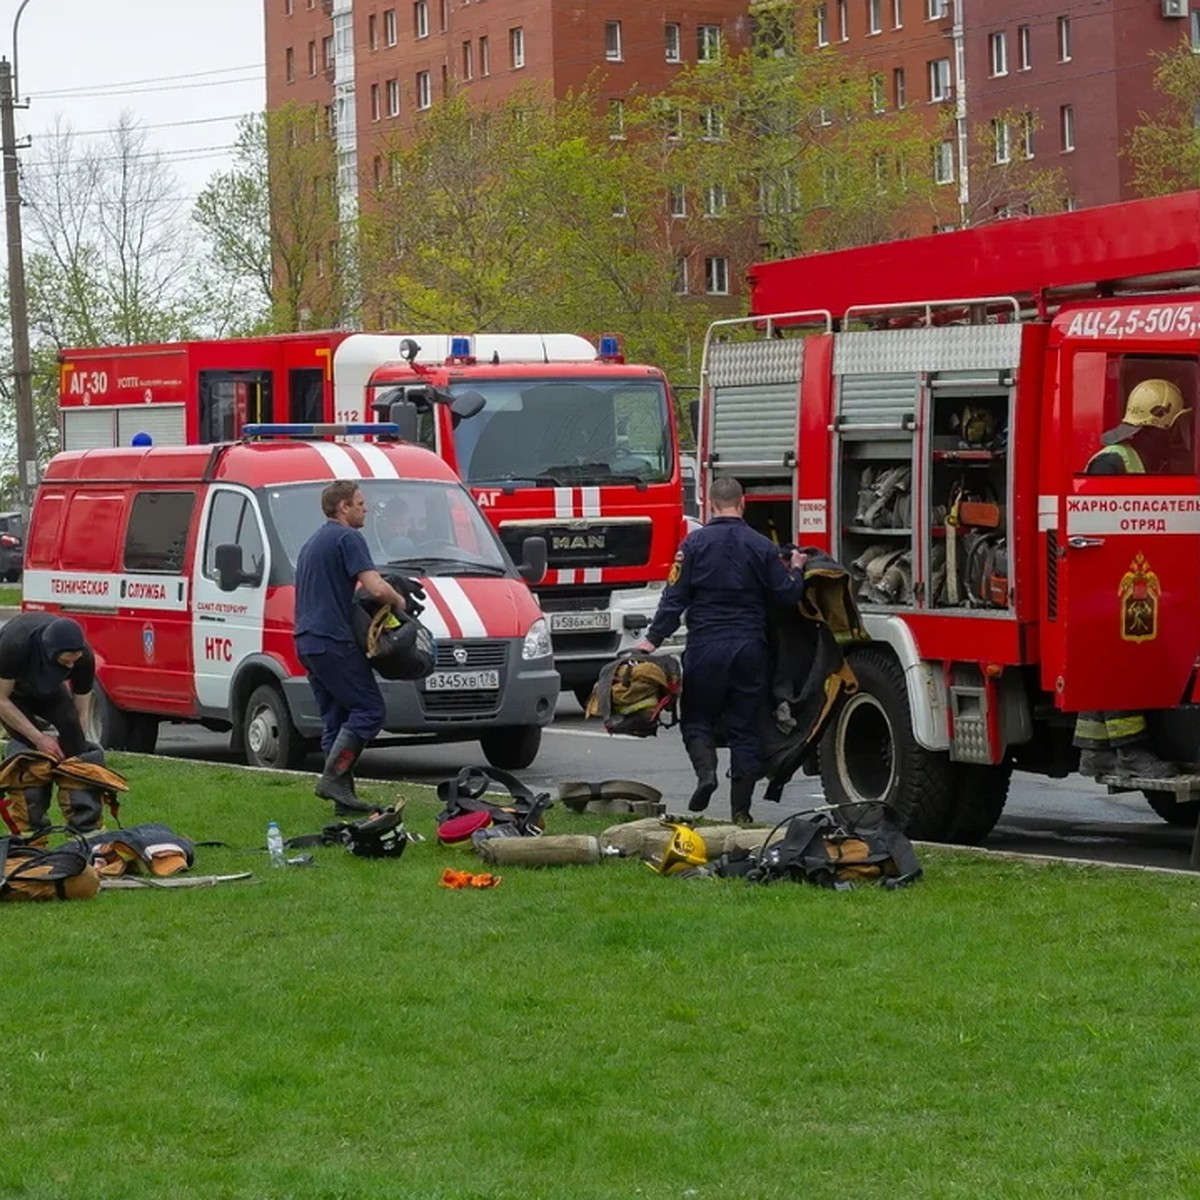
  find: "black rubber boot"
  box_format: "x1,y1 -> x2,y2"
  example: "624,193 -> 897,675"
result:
1116,743 -> 1178,781
684,738 -> 719,813
730,777 -> 756,827
315,730 -> 372,815
1077,748 -> 1117,779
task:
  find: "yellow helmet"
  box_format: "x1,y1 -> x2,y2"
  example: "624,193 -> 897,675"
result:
649,823 -> 708,876
1103,379 -> 1189,444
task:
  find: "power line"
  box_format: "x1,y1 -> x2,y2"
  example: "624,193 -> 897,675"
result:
34,112 -> 255,139
29,74 -> 264,101
31,64 -> 265,99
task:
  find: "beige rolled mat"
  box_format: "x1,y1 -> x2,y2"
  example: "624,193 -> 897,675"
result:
475,835 -> 603,867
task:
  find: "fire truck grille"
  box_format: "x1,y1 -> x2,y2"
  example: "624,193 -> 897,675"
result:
550,632 -> 622,656
535,586 -> 613,612
498,523 -> 651,569
435,641 -> 508,669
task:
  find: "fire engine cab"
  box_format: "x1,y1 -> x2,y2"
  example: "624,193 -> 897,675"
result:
58,331 -> 687,701
700,190 -> 1200,845
21,424 -> 559,771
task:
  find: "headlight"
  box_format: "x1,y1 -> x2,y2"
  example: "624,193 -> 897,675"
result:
522,617 -> 552,660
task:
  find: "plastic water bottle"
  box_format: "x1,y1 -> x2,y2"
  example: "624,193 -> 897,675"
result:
267,820 -> 285,869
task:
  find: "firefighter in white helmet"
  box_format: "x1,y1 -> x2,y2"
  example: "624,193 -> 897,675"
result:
1075,379 -> 1188,781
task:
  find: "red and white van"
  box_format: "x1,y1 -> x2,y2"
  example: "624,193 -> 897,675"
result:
20,427 -> 559,770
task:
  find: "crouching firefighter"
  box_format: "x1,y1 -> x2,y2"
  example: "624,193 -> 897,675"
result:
636,478 -> 807,825
0,613 -> 114,837
294,480 -> 425,815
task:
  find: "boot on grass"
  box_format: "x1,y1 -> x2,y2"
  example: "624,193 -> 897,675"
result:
730,777 -> 756,827
315,730 -> 373,816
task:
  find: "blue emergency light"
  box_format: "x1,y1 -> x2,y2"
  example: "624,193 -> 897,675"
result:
449,335 -> 472,358
242,423 -> 401,439
597,334 -> 623,361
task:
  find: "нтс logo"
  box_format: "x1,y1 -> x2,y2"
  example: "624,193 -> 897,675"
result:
551,533 -> 606,551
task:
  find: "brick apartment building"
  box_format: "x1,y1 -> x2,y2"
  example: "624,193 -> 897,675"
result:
831,0 -> 1199,221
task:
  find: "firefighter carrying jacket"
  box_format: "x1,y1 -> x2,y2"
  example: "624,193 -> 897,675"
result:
1074,379 -> 1188,781
636,477 -> 806,825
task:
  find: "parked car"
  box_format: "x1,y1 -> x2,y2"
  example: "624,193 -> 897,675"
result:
0,511 -> 24,582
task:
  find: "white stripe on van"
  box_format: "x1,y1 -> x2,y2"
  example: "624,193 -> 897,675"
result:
309,442 -> 362,480
415,580 -> 453,639
353,443 -> 400,479
430,577 -> 488,638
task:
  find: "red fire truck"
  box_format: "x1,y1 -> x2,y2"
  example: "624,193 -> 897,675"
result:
698,190 -> 1200,845
58,332 -> 688,699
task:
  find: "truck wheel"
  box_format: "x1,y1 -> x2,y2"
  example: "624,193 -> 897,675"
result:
945,763 -> 1013,844
1142,790 -> 1200,827
819,647 -> 955,840
243,684 -> 306,770
88,681 -> 132,751
480,726 -> 542,771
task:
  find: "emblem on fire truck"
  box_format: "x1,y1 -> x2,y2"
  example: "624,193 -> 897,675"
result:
1118,553 -> 1159,643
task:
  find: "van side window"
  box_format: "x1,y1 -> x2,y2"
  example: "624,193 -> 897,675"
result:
204,491 -> 265,584
124,492 -> 195,574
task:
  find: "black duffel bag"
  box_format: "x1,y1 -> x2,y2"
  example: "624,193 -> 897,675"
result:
352,573 -> 437,681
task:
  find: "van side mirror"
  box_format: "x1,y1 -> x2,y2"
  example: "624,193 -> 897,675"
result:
214,543 -> 250,592
518,536 -> 547,584
389,400 -> 420,442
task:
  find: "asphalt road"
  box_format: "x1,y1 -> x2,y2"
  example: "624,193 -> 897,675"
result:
154,694 -> 1200,872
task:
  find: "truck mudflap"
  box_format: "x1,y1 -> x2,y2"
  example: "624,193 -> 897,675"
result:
282,656 -> 559,737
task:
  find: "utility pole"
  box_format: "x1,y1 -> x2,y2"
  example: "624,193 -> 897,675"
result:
0,56 -> 35,514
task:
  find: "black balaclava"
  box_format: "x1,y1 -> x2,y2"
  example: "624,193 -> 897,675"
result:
31,618 -> 86,695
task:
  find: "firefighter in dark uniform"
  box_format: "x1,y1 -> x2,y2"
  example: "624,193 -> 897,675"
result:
1074,379 -> 1186,781
295,480 -> 424,814
636,477 -> 807,824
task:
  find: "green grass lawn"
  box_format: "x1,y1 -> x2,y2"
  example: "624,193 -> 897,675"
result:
0,583 -> 21,607
4,755 -> 1200,1199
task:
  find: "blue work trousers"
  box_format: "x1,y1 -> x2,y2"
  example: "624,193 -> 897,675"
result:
680,638 -> 769,781
296,636 -> 386,751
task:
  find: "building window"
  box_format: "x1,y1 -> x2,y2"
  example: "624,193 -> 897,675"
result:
665,22 -> 681,61
871,73 -> 885,111
816,4 -> 829,46
927,0 -> 945,16
1192,11 -> 1200,52
307,40 -> 317,75
373,156 -> 383,189
439,0 -> 447,33
608,99 -> 625,138
1060,103 -> 1074,151
892,0 -> 902,27
285,0 -> 293,13
1022,111 -> 1035,158
669,184 -> 687,217
993,119 -> 1010,164
837,0 -> 848,40
698,24 -> 721,61
322,35 -> 334,71
934,139 -> 955,183
606,20 -> 623,61
893,66 -> 906,108
704,183 -> 727,216
928,57 -> 950,101
1018,25 -> 1030,70
701,105 -> 724,139
368,14 -> 378,50
462,40 -> 473,79
665,104 -> 683,140
1057,16 -> 1070,62
285,46 -> 295,83
415,0 -> 429,38
868,0 -> 881,34
387,78 -> 400,116
673,256 -> 689,295
384,8 -> 398,47
989,32 -> 1007,76
370,82 -> 381,119
705,256 -> 729,295
480,35 -> 490,74
416,71 -> 431,109
510,26 -> 525,68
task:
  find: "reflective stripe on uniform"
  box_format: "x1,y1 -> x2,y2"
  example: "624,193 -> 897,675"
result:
1105,713 -> 1147,741
1086,443 -> 1145,474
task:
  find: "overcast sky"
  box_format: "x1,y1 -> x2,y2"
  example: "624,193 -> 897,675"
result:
11,0 -> 266,203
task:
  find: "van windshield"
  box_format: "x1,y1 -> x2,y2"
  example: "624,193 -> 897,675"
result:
264,480 -> 511,576
450,377 -> 672,486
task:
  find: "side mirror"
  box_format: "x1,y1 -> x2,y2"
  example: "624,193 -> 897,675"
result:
450,389 -> 486,423
214,543 -> 249,592
388,399 -> 421,442
518,535 -> 547,585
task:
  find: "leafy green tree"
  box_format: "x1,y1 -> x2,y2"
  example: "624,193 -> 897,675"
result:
194,103 -> 344,333
1127,40 -> 1200,195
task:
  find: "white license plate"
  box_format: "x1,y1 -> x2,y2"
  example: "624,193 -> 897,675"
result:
423,670 -> 500,691
550,611 -> 611,632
